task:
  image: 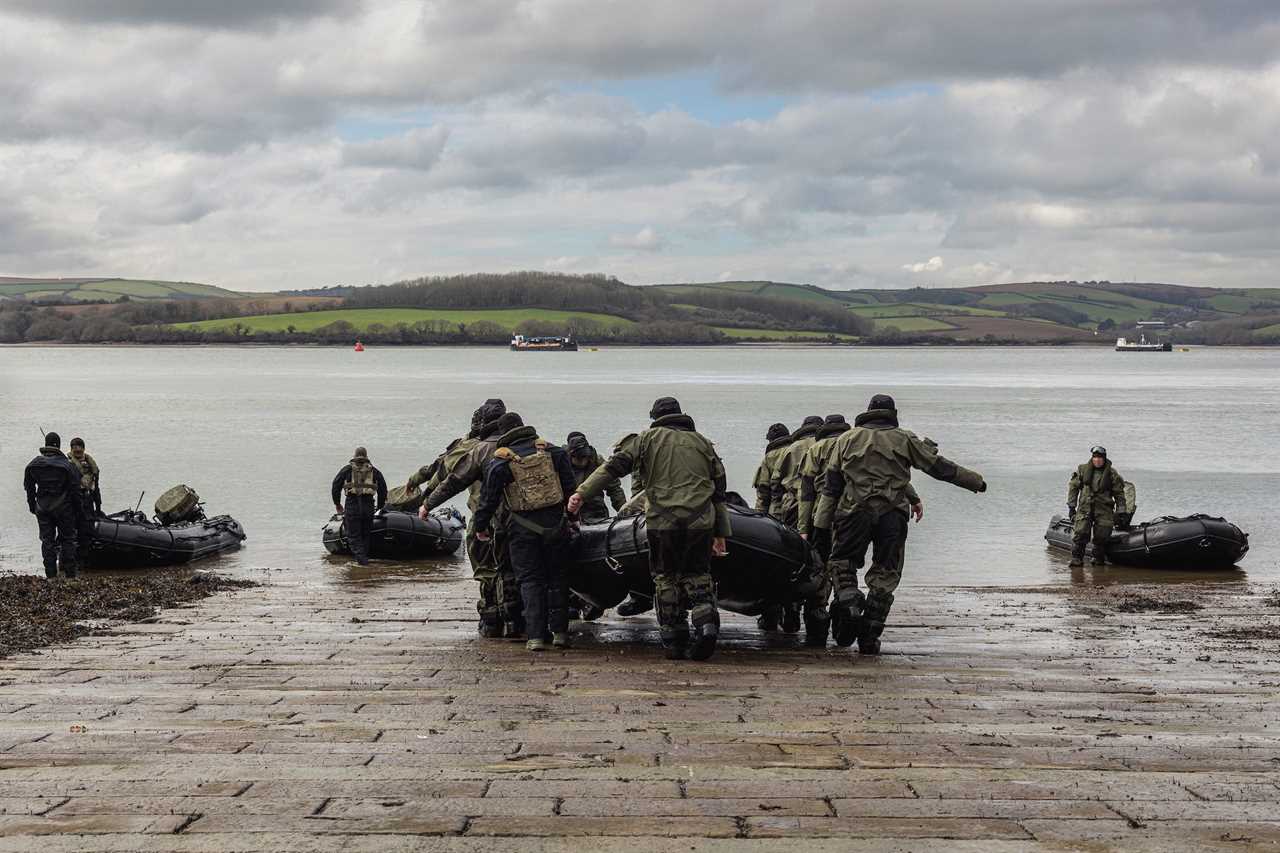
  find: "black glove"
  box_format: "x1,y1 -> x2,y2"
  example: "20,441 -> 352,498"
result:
977,482 -> 987,493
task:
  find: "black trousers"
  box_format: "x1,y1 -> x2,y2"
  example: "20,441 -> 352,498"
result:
343,496 -> 376,564
36,503 -> 78,577
828,508 -> 909,607
507,525 -> 568,641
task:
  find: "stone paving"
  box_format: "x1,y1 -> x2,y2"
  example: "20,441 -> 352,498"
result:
1,565 -> 1279,852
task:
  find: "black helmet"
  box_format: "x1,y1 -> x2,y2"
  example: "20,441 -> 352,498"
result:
44,431 -> 60,448
765,422 -> 789,442
818,414 -> 849,438
495,411 -> 524,433
480,399 -> 507,425
800,415 -> 823,429
868,393 -> 896,412
1091,445 -> 1107,458
649,396 -> 681,419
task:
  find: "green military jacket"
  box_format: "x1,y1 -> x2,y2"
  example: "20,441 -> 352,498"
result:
572,447 -> 627,520
425,428 -> 503,516
752,436 -> 792,512
797,435 -> 921,534
1067,461 -> 1126,523
409,435 -> 477,494
612,433 -> 645,497
578,414 -> 731,536
770,425 -> 819,522
814,408 -> 985,528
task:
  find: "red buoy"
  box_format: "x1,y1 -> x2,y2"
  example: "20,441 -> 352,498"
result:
354,341 -> 365,352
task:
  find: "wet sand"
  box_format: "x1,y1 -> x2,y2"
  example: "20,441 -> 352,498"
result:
1,572 -> 1279,851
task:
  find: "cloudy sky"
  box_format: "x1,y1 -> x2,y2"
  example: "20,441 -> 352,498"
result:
1,1 -> 1278,292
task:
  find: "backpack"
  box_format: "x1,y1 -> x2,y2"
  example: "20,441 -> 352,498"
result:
500,442 -> 564,512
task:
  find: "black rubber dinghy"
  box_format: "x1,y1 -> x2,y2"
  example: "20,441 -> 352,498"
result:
568,502 -> 827,621
86,511 -> 246,569
1045,514 -> 1249,570
323,507 -> 466,560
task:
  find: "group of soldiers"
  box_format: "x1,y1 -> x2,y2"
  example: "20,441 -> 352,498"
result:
23,431 -> 102,579
331,392 -> 998,660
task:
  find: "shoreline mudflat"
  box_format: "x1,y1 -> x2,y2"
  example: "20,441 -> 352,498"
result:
1,572 -> 1277,850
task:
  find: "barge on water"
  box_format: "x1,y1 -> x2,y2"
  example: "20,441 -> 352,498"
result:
511,334 -> 578,351
1115,334 -> 1172,352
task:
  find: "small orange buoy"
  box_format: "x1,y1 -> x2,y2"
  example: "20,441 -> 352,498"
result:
354,341 -> 365,352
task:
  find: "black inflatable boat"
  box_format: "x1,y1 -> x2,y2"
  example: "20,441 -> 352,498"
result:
568,503 -> 827,620
85,510 -> 246,569
1045,513 -> 1249,570
322,507 -> 466,560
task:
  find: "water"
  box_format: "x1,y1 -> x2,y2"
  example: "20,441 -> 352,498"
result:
1,345 -> 1275,587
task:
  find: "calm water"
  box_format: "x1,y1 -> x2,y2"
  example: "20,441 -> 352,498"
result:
1,345 -> 1275,587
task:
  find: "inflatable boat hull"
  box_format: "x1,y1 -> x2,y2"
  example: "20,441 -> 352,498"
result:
323,508 -> 465,559
568,504 -> 825,617
86,512 -> 246,569
1044,514 -> 1249,570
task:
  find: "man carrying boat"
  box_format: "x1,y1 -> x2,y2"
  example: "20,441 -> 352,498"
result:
1067,446 -> 1127,568
473,413 -> 578,652
421,402 -> 526,638
570,397 -> 731,661
752,423 -> 791,513
815,394 -> 986,654
565,431 -> 626,523
331,447 -> 387,566
24,432 -> 85,579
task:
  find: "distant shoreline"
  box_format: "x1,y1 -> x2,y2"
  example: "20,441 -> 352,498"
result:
0,339 -> 1228,349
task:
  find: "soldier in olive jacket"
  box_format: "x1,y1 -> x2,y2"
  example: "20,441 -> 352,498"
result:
768,415 -> 822,525
752,423 -> 791,513
570,397 -> 731,662
419,400 -> 523,637
815,394 -> 986,655
1066,446 -> 1127,568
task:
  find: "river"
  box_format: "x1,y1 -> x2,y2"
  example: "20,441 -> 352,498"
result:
0,345 -> 1274,587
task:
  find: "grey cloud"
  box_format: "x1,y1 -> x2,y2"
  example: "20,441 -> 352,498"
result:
0,0 -> 360,29
343,126 -> 450,170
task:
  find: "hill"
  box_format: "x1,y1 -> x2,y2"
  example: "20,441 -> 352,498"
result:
656,280 -> 1280,342
0,277 -> 241,303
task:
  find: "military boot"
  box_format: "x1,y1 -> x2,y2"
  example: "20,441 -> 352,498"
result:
552,632 -> 572,648
859,592 -> 894,655
688,604 -> 720,662
526,638 -> 550,652
661,628 -> 689,660
830,588 -> 866,648
755,605 -> 780,632
802,606 -> 830,647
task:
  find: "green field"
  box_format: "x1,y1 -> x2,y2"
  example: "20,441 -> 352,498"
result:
173,307 -> 636,334
0,277 -> 240,301
712,326 -> 857,341
1254,323 -> 1280,337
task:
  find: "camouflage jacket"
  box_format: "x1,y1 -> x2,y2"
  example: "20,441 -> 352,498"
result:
769,424 -> 819,522
1067,461 -> 1126,520
814,408 -> 985,528
752,436 -> 792,512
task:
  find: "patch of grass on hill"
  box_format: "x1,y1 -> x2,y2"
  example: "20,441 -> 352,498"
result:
173,307 -> 636,334
0,278 -> 241,301
871,316 -> 957,332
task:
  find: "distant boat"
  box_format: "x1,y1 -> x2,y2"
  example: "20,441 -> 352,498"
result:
1115,334 -> 1171,352
510,334 -> 578,351
354,341 -> 365,352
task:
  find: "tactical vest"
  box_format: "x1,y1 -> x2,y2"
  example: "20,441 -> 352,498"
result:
500,442 -> 564,512
70,453 -> 97,491
345,460 -> 377,497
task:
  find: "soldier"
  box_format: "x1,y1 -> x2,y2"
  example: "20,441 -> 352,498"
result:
565,431 -> 626,523
797,415 -> 849,560
474,413 -> 578,652
331,447 -> 387,566
1067,446 -> 1127,568
769,415 -> 823,525
570,397 -> 731,661
421,403 -> 527,638
24,431 -> 83,579
816,394 -> 986,654
67,437 -> 102,562
752,423 -> 791,513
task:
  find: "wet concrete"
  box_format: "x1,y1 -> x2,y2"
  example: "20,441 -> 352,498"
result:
1,565 -> 1279,851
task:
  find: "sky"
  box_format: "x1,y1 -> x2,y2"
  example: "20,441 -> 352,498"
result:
1,1 -> 1278,292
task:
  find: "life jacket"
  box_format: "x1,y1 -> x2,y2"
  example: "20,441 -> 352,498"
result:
497,440 -> 564,512
345,459 -> 377,497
